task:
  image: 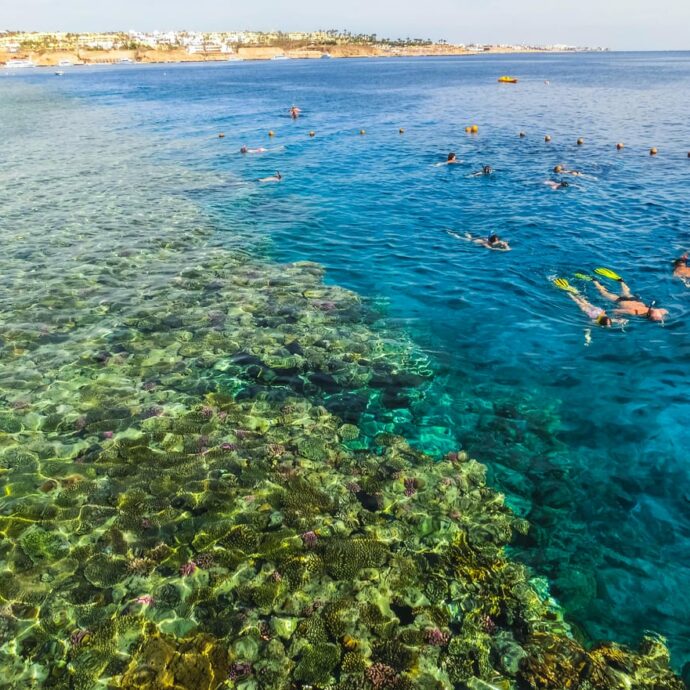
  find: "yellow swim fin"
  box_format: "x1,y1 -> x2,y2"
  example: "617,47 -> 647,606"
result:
573,272 -> 593,281
553,277 -> 578,294
594,267 -> 622,281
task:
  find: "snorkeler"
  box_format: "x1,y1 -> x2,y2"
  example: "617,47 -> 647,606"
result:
240,145 -> 268,154
553,278 -> 623,327
290,106 -> 301,119
544,179 -> 570,190
553,164 -> 582,176
590,268 -> 668,322
471,165 -> 493,177
259,171 -> 282,183
434,152 -> 463,167
673,253 -> 690,282
447,230 -> 511,251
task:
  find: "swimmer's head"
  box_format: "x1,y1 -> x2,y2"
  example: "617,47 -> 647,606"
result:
447,152 -> 457,162
553,164 -> 564,173
240,145 -> 248,154
276,172 -> 282,180
483,165 -> 493,174
596,314 -> 612,327
559,180 -> 570,188
646,307 -> 667,322
487,234 -> 500,244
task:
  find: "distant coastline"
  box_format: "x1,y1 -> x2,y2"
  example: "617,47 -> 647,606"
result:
0,29 -> 605,67
0,44 -> 597,68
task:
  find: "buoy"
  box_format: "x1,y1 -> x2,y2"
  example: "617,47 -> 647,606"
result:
359,129 -> 366,135
471,125 -> 479,134
577,138 -> 584,146
309,131 -> 315,137
545,135 -> 552,142
218,133 -> 225,138
519,131 -> 526,138
399,128 -> 405,134
616,143 -> 624,150
268,131 -> 275,137
650,147 -> 658,156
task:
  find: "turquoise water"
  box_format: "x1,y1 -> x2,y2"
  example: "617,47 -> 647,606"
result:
2,52 -> 690,676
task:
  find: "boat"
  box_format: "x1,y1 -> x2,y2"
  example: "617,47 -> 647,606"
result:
226,56 -> 244,62
271,55 -> 290,61
58,60 -> 74,67
320,53 -> 333,59
498,76 -> 518,83
4,59 -> 36,69
119,58 -> 134,64
54,71 -> 64,76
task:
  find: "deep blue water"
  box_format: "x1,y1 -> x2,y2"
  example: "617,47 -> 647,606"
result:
4,52 -> 690,669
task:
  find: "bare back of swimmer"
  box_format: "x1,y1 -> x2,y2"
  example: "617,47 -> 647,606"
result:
241,146 -> 268,154
448,230 -> 511,251
673,253 -> 690,280
544,180 -> 570,190
471,165 -> 493,177
259,171 -> 282,183
593,279 -> 667,322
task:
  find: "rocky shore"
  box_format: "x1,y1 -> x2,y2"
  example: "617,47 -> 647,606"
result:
1,44 -> 551,67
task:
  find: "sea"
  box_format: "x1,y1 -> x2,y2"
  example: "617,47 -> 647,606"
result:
1,51 -> 689,673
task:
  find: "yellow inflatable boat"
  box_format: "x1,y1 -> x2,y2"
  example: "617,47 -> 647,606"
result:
498,76 -> 518,83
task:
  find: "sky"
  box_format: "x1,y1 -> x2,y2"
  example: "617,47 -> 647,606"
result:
2,0 -> 689,51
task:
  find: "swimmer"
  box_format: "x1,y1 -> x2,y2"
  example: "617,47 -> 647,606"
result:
568,292 -> 614,327
448,230 -> 511,251
471,165 -> 493,177
240,145 -> 268,154
592,276 -> 667,322
553,278 -> 622,327
672,252 -> 690,283
434,152 -> 463,167
544,179 -> 570,190
289,106 -> 301,119
259,171 -> 282,183
553,164 -> 583,176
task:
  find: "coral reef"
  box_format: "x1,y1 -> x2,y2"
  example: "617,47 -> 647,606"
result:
0,222 -> 682,688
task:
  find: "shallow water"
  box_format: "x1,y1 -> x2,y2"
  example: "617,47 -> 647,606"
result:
2,52 -> 690,675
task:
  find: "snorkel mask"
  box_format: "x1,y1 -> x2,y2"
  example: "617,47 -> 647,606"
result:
596,314 -> 612,327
